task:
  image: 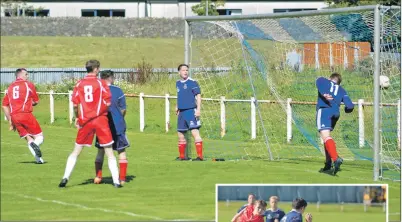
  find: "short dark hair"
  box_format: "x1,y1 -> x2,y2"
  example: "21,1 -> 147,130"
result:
85,60 -> 100,73
248,193 -> 256,197
256,200 -> 267,208
330,72 -> 342,85
15,68 -> 27,77
292,198 -> 308,210
100,70 -> 114,79
178,64 -> 189,71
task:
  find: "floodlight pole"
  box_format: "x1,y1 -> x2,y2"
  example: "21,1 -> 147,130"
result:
184,19 -> 190,77
373,4 -> 381,181
206,0 -> 208,16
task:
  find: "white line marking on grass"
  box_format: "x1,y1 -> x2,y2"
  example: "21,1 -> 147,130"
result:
2,191 -> 213,221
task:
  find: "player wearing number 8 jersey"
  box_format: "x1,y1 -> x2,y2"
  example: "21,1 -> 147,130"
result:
59,60 -> 122,188
2,68 -> 44,164
315,73 -> 354,175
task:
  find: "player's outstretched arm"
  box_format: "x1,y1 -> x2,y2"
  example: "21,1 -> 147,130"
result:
342,94 -> 354,113
29,82 -> 40,106
231,207 -> 246,222
315,77 -> 330,96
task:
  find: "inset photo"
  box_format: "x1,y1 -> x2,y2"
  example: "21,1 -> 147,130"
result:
216,184 -> 388,222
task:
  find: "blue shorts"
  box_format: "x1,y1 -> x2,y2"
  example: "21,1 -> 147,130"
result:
95,133 -> 129,151
177,108 -> 201,132
316,108 -> 339,132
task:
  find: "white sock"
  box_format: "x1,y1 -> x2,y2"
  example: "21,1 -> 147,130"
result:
107,156 -> 120,184
27,143 -> 36,157
63,154 -> 77,179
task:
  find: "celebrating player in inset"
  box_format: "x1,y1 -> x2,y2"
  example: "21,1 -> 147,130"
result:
59,60 -> 122,188
2,68 -> 45,164
281,198 -> 312,222
94,70 -> 129,185
315,73 -> 354,175
175,64 -> 203,161
237,193 -> 256,213
265,196 -> 285,222
231,200 -> 267,222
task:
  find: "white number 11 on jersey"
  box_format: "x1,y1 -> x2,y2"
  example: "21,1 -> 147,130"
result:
330,82 -> 339,96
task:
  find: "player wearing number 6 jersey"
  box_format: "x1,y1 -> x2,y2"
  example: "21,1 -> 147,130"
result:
2,68 -> 44,164
59,60 -> 122,188
315,73 -> 354,175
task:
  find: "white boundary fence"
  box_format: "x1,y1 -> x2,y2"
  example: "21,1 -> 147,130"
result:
2,91 -> 400,149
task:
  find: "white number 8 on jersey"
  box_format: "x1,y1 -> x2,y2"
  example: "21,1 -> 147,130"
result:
84,85 -> 93,102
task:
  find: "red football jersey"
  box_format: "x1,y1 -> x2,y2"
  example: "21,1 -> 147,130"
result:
72,75 -> 111,125
2,78 -> 39,115
239,205 -> 264,222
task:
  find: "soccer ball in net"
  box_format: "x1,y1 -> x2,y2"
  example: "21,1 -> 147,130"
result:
380,75 -> 390,89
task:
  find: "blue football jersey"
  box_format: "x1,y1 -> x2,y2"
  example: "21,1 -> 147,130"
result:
176,78 -> 201,110
265,208 -> 285,222
237,204 -> 248,213
281,210 -> 302,222
315,77 -> 354,113
108,85 -> 127,135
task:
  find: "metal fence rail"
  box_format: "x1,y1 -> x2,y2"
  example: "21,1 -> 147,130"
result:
0,67 -> 231,84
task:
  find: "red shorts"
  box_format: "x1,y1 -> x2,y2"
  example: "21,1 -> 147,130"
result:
75,116 -> 114,147
11,113 -> 43,138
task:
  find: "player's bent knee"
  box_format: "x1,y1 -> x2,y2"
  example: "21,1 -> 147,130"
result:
34,135 -> 44,146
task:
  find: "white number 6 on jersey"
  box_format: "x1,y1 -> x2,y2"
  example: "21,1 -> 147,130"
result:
84,85 -> 93,102
12,86 -> 19,99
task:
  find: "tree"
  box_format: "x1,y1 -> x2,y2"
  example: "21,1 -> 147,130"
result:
326,0 -> 400,8
1,0 -> 44,17
191,0 -> 225,16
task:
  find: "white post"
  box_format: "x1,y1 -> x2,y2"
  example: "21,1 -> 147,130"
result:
4,90 -> 7,121
220,96 -> 226,138
287,98 -> 292,143
140,93 -> 145,132
165,94 -> 170,133
358,99 -> 365,148
315,43 -> 320,70
343,42 -> 348,69
49,90 -> 54,124
329,43 -> 333,68
398,99 -> 401,150
68,91 -> 74,124
251,97 -> 256,139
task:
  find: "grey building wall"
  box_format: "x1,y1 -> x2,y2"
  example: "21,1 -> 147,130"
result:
217,186 -> 371,203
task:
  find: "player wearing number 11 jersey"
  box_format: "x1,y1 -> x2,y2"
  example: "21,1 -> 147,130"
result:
59,60 -> 122,188
315,73 -> 354,175
2,68 -> 44,164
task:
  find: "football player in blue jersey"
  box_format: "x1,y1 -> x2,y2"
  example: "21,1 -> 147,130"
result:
175,64 -> 203,161
315,73 -> 354,175
281,198 -> 312,222
93,70 -> 129,185
265,196 -> 285,222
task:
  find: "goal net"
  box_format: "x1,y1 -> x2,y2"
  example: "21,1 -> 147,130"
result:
186,6 -> 401,180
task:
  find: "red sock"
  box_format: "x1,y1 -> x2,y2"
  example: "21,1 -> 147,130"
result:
195,141 -> 203,159
119,159 -> 128,181
179,143 -> 186,159
95,161 -> 103,178
324,137 -> 338,162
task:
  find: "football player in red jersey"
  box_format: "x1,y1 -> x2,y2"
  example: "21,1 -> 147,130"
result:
2,68 -> 45,164
59,60 -> 122,188
232,200 -> 267,222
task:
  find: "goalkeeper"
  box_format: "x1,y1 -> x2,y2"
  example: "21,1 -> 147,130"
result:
175,64 -> 203,161
315,73 -> 354,175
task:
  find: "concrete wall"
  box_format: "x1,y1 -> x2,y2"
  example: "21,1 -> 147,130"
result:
0,17 -> 184,37
1,2 -> 328,18
217,186 -> 373,203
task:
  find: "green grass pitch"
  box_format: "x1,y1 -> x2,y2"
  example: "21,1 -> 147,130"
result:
0,36 -> 400,221
217,201 -> 386,222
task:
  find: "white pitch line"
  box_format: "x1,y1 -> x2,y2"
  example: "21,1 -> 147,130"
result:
1,191 -> 212,221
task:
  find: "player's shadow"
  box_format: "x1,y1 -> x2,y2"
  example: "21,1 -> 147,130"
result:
18,161 -> 47,164
77,175 -> 136,186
